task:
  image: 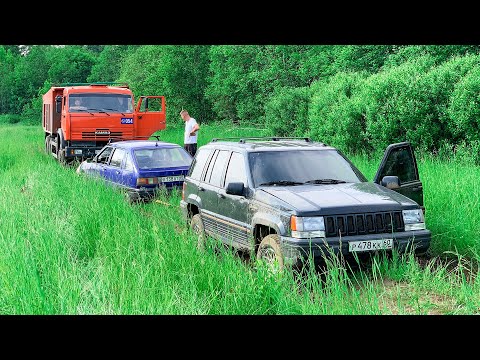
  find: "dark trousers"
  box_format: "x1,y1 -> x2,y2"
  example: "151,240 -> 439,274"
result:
184,143 -> 197,157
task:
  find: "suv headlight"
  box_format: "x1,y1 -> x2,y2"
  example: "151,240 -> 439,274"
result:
402,209 -> 425,231
290,216 -> 325,238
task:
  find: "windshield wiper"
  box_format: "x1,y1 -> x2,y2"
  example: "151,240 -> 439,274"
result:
102,108 -> 125,116
75,109 -> 95,115
87,108 -> 110,116
304,178 -> 347,184
258,180 -> 305,186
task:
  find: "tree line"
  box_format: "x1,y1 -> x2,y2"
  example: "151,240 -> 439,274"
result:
1,45 -> 480,161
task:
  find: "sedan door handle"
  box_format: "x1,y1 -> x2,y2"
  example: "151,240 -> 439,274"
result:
115,171 -> 120,175
217,193 -> 225,199
198,186 -> 204,191
412,185 -> 423,192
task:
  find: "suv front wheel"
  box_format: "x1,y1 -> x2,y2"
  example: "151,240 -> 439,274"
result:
257,234 -> 284,272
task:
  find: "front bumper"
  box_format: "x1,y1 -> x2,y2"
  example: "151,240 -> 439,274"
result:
281,229 -> 432,266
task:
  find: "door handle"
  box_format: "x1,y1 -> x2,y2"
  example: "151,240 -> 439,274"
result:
412,185 -> 423,192
115,171 -> 120,175
217,193 -> 225,199
198,186 -> 204,191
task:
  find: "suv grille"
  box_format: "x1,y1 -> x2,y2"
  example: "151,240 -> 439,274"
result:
325,211 -> 404,237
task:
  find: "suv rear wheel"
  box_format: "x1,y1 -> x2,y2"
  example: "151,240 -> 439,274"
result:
190,214 -> 206,251
257,234 -> 284,272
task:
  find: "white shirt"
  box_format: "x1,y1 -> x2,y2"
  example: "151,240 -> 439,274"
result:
184,117 -> 198,144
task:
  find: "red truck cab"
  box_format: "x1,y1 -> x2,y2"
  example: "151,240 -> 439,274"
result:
42,82 -> 166,164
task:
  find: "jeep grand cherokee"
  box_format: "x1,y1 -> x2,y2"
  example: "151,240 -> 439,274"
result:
180,137 -> 431,270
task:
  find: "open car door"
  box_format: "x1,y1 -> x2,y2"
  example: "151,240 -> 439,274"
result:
134,96 -> 166,139
373,142 -> 424,209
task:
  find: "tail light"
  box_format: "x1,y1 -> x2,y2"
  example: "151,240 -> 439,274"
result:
136,177 -> 159,186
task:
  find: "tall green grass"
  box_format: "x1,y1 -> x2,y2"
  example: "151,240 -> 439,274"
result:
0,124 -> 479,314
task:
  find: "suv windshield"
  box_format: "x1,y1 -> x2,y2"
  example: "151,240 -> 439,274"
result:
134,147 -> 192,169
248,149 -> 366,187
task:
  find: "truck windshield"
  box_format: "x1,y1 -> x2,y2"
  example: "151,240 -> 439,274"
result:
69,94 -> 133,113
248,150 -> 367,187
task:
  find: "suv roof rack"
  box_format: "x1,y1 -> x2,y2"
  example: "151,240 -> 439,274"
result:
211,136 -> 312,144
52,82 -> 130,88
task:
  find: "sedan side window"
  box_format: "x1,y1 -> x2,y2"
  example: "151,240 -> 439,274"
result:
96,146 -> 114,164
123,152 -> 135,171
110,148 -> 126,168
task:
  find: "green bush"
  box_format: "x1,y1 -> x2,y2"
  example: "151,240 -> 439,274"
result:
361,56 -> 437,150
0,114 -> 21,124
308,72 -> 368,153
448,65 -> 480,144
264,86 -> 310,137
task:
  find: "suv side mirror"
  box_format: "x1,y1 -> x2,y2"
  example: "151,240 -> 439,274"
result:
381,175 -> 401,189
225,182 -> 244,196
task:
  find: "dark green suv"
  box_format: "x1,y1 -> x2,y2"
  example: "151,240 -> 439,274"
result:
180,137 -> 431,270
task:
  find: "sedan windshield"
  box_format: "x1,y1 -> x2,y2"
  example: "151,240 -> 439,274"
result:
248,150 -> 366,187
134,147 -> 192,169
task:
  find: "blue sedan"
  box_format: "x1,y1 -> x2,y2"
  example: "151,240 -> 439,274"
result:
76,140 -> 193,202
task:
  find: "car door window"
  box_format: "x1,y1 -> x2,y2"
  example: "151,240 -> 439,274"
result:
96,146 -> 114,164
110,148 -> 126,168
377,146 -> 418,183
224,152 -> 247,186
123,152 -> 135,171
188,148 -> 211,180
203,150 -> 219,183
208,150 -> 231,187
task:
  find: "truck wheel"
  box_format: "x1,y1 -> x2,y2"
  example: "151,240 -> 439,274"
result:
44,135 -> 51,154
190,214 -> 207,251
58,149 -> 67,165
257,234 -> 284,273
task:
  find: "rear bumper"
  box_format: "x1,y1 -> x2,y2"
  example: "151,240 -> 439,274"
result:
281,230 -> 432,266
127,184 -> 183,201
64,145 -> 103,159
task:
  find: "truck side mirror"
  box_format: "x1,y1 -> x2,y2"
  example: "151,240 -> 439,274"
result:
381,175 -> 401,189
225,182 -> 244,196
55,96 -> 63,113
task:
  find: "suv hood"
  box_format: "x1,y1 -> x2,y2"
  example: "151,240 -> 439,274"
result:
259,182 -> 419,216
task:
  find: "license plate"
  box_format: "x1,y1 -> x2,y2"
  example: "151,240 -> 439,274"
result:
158,175 -> 184,183
349,239 -> 393,252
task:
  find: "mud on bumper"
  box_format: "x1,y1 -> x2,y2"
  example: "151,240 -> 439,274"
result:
281,230 -> 432,266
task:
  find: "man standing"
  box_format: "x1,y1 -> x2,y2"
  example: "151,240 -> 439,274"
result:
180,109 -> 200,157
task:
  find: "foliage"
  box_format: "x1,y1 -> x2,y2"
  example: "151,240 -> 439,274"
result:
119,45 -> 212,124
264,86 -> 310,137
308,72 -> 369,153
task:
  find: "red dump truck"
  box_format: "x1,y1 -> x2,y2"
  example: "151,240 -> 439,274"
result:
42,82 -> 166,164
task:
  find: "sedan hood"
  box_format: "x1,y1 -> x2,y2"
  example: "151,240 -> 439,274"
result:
258,182 -> 419,216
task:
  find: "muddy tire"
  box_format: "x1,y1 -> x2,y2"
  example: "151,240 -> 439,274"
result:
257,234 -> 284,272
58,149 -> 67,165
45,135 -> 51,154
190,214 -> 206,251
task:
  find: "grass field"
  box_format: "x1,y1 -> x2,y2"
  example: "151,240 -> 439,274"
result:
0,123 -> 479,314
